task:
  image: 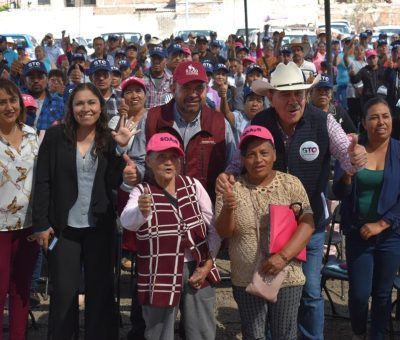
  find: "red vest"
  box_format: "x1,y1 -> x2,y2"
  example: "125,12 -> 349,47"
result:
145,100 -> 226,201
136,176 -> 220,307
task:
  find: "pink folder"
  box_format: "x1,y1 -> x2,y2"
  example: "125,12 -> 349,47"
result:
269,204 -> 307,262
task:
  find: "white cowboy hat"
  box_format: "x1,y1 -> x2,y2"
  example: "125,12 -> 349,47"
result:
251,62 -> 321,95
289,38 -> 311,57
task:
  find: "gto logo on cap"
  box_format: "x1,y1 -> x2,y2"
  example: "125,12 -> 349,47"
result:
299,141 -> 319,161
186,64 -> 199,76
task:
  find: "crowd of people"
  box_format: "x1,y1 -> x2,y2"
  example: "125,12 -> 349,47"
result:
0,25 -> 400,340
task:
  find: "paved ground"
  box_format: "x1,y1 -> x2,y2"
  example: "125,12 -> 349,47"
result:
3,259 -> 400,339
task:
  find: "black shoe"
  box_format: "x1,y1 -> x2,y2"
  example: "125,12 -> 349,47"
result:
29,291 -> 41,309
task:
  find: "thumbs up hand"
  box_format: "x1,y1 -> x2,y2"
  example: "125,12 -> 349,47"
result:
123,153 -> 139,186
118,98 -> 129,116
348,134 -> 367,169
222,184 -> 236,211
138,186 -> 152,217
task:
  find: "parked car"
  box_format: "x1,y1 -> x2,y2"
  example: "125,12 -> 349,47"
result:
318,22 -> 351,38
0,33 -> 39,59
175,30 -> 213,41
282,31 -> 317,47
101,32 -> 142,45
373,25 -> 400,38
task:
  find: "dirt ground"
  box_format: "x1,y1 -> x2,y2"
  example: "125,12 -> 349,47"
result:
3,259 -> 400,340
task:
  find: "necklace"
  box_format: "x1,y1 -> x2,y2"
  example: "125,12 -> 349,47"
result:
0,124 -> 20,149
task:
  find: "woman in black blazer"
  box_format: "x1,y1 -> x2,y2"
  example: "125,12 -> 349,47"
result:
31,83 -> 135,340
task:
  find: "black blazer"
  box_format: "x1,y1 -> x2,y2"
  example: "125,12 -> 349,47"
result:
32,125 -> 124,234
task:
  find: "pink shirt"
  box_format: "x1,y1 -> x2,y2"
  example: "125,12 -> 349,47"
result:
313,52 -> 326,74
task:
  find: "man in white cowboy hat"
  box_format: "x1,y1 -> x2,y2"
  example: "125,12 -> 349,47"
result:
289,38 -> 316,80
218,61 -> 367,340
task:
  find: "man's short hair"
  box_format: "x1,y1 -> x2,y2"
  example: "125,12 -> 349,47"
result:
48,69 -> 67,84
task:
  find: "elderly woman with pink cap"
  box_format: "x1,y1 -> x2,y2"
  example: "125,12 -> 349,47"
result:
120,132 -> 221,340
215,125 -> 314,340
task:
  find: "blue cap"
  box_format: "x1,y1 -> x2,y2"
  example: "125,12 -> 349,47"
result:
262,35 -> 271,42
213,63 -> 228,73
246,63 -> 263,76
279,45 -> 292,54
243,86 -> 263,101
108,34 -> 119,41
111,66 -> 121,75
202,61 -> 214,74
197,35 -> 208,43
174,35 -> 184,42
118,59 -> 130,69
315,75 -> 333,89
210,41 -> 220,48
115,48 -> 126,56
72,53 -> 86,61
237,46 -> 249,54
377,39 -> 388,47
0,35 -> 5,43
359,32 -> 368,39
365,29 -> 373,36
16,44 -> 25,50
23,60 -> 48,77
89,58 -> 111,76
391,40 -> 400,51
167,43 -> 184,56
150,46 -> 166,58
379,32 -> 388,39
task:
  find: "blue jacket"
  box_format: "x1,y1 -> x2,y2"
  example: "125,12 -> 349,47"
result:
333,137 -> 400,234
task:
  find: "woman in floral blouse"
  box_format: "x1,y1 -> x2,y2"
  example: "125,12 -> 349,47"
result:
0,79 -> 39,340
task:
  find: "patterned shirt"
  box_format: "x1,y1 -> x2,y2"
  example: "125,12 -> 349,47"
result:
143,70 -> 173,109
34,92 -> 65,130
0,125 -> 39,231
104,88 -> 122,120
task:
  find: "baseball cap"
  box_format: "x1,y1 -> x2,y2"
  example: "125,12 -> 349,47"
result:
150,46 -> 166,58
235,42 -> 244,49
202,61 -> 214,74
242,56 -> 256,64
111,66 -> 121,75
22,94 -> 38,109
314,75 -> 333,89
213,63 -> 228,73
174,36 -> 184,43
182,47 -> 192,56
246,63 -> 263,76
72,53 -> 86,61
89,58 -> 111,76
121,76 -> 145,94
146,132 -> 185,157
167,43 -> 184,56
379,32 -> 388,39
16,44 -> 25,51
126,44 -> 138,51
173,61 -> 208,85
108,34 -> 119,41
280,45 -> 292,54
243,86 -> 263,102
115,48 -> 126,57
391,40 -> 400,51
237,46 -> 250,54
23,60 -> 48,77
45,33 -> 53,39
239,125 -> 275,149
359,32 -> 368,39
118,59 -> 130,70
365,29 -> 373,36
196,35 -> 208,43
365,49 -> 378,59
210,41 -> 220,48
262,36 -> 271,42
0,35 -> 6,43
377,39 -> 388,47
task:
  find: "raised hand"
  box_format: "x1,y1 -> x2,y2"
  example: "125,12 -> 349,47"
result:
138,187 -> 152,217
222,184 -> 236,211
217,82 -> 228,99
348,134 -> 367,168
118,98 -> 129,116
111,114 -> 137,147
123,153 -> 139,186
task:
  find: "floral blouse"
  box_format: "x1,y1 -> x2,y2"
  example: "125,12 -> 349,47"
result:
0,124 -> 38,231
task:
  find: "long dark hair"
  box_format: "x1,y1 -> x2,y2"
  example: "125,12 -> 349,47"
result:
0,79 -> 26,125
64,83 -> 109,156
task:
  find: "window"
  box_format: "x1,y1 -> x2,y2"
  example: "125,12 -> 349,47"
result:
38,0 -> 50,5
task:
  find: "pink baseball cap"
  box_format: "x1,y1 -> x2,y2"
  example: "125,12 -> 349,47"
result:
365,49 -> 378,59
121,76 -> 145,94
182,47 -> 192,56
242,56 -> 256,64
146,132 -> 185,157
239,125 -> 275,149
235,42 -> 244,48
173,61 -> 208,85
22,94 -> 38,109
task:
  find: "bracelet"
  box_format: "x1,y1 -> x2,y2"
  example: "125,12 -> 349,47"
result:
277,252 -> 290,264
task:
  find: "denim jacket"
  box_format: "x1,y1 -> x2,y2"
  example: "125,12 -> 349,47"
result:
333,137 -> 400,234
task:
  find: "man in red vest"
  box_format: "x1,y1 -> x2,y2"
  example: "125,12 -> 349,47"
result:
123,61 -> 236,201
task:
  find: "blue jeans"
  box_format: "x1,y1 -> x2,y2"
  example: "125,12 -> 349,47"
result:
298,229 -> 325,340
31,248 -> 44,290
346,228 -> 400,339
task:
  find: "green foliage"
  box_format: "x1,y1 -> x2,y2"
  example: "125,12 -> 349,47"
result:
0,4 -> 10,12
